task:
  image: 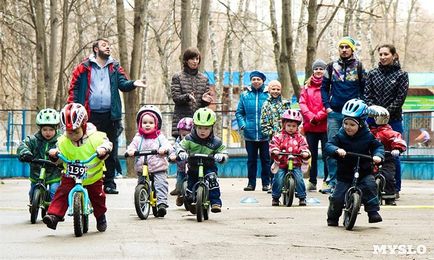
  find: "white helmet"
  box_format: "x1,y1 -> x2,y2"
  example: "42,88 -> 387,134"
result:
60,103 -> 88,131
367,105 -> 390,125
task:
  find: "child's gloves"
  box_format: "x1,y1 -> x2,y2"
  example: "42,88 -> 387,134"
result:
214,153 -> 225,163
178,152 -> 188,161
19,153 -> 33,162
373,156 -> 382,164
391,150 -> 400,157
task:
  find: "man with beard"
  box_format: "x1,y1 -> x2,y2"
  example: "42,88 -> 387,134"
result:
67,38 -> 146,194
320,36 -> 366,194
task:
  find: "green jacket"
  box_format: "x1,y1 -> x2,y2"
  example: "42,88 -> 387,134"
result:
17,131 -> 62,184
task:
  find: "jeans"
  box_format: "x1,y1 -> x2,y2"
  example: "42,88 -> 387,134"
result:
271,167 -> 306,199
175,171 -> 187,193
306,132 -> 328,185
389,120 -> 403,192
326,111 -> 344,188
245,140 -> 271,189
29,182 -> 60,201
327,175 -> 379,222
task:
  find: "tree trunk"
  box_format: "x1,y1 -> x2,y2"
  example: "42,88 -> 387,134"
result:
116,0 -> 130,74
305,0 -> 318,83
269,0 -> 280,72
403,0 -> 417,69
33,0 -> 47,110
294,0 -> 307,62
125,0 -> 146,177
180,0 -> 192,66
47,0 -> 59,108
392,0 -> 399,45
343,0 -> 355,36
55,0 -> 70,109
197,0 -> 210,72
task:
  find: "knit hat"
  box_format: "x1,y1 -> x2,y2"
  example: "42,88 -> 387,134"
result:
338,36 -> 356,51
250,70 -> 266,81
312,59 -> 327,70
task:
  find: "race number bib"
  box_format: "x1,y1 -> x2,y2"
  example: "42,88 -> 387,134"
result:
67,163 -> 87,177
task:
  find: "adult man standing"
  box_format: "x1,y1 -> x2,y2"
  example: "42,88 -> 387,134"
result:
67,38 -> 146,194
320,36 -> 366,193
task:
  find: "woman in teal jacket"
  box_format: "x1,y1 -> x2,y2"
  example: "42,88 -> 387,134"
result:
235,71 -> 271,191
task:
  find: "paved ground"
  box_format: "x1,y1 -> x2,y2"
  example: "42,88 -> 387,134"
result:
1,177 -> 434,259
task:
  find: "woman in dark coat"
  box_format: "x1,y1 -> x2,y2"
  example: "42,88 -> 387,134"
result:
170,47 -> 213,138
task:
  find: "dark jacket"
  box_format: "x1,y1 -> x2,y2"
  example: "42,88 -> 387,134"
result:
325,125 -> 384,183
363,61 -> 409,122
321,57 -> 365,113
170,69 -> 210,138
67,57 -> 136,120
17,131 -> 62,184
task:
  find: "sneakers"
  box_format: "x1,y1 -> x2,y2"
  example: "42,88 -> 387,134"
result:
96,214 -> 107,232
327,219 -> 339,226
299,198 -> 307,206
272,198 -> 280,206
170,189 -> 179,196
211,204 -> 222,213
368,211 -> 383,223
307,182 -> 317,191
395,192 -> 400,200
176,196 -> 184,206
157,204 -> 168,217
385,199 -> 397,206
104,187 -> 119,194
43,214 -> 62,230
262,185 -> 271,192
243,185 -> 255,191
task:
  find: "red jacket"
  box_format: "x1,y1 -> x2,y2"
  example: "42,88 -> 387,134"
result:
369,124 -> 407,152
299,76 -> 327,133
269,130 -> 310,169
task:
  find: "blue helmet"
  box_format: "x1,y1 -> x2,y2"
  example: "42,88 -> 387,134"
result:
342,99 -> 367,118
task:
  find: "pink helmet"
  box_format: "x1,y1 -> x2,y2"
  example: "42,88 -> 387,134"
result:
282,109 -> 303,124
177,117 -> 193,131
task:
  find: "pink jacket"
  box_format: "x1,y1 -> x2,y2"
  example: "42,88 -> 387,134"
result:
299,77 -> 327,133
269,130 -> 310,169
127,133 -> 174,173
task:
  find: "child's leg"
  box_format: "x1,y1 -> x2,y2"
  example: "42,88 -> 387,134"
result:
359,175 -> 380,213
29,182 -> 36,202
47,176 -> 75,217
206,172 -> 221,206
293,168 -> 306,199
186,171 -> 198,201
48,182 -> 60,200
319,132 -> 329,182
327,181 -> 349,223
381,158 -> 396,197
271,169 -> 285,199
176,171 -> 186,192
86,179 -> 107,219
154,171 -> 169,206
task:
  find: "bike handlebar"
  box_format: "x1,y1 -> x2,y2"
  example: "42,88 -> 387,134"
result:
30,158 -> 58,167
124,149 -> 168,158
57,153 -> 98,164
345,152 -> 374,160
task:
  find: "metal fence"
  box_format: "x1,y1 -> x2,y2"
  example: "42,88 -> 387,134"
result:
1,108 -> 433,156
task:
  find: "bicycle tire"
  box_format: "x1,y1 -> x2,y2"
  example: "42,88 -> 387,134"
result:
134,184 -> 150,220
41,191 -> 50,219
284,175 -> 295,207
344,192 -> 361,230
73,192 -> 84,237
375,178 -> 382,205
182,181 -> 189,211
203,187 -> 210,221
30,188 -> 42,224
196,185 -> 205,222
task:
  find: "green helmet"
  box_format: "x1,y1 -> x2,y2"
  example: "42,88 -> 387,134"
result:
193,108 -> 216,126
36,108 -> 60,127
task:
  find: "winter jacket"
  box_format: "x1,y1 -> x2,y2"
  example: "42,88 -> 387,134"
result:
67,55 -> 136,120
174,136 -> 187,173
57,123 -> 113,186
325,125 -> 384,183
127,133 -> 174,174
321,57 -> 365,112
369,124 -> 407,152
299,76 -> 327,133
260,95 -> 291,138
269,129 -> 311,169
17,131 -> 62,184
176,129 -> 228,173
236,84 -> 270,141
364,61 -> 409,122
170,68 -> 211,137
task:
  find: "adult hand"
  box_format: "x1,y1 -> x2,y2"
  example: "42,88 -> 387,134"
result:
133,80 -> 146,88
188,93 -> 196,103
202,91 -> 213,103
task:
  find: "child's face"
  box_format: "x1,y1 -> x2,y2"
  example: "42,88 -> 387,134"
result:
178,129 -> 191,139
66,127 -> 84,142
196,126 -> 212,139
313,67 -> 325,78
284,121 -> 298,134
141,114 -> 156,133
268,84 -> 282,98
251,77 -> 264,89
343,119 -> 359,136
41,126 -> 56,140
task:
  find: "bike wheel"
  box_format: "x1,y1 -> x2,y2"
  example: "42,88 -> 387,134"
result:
203,188 -> 210,221
134,184 -> 150,220
182,181 -> 190,211
196,186 -> 205,222
73,192 -> 84,237
344,192 -> 361,230
30,188 -> 42,224
41,191 -> 50,219
375,178 -> 382,205
284,175 -> 295,207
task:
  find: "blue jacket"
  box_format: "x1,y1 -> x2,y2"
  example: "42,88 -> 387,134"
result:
235,85 -> 269,141
321,57 -> 365,113
325,125 -> 384,183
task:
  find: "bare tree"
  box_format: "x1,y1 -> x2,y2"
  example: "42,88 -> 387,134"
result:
294,0 -> 307,61
197,0 -> 210,71
403,0 -> 418,69
47,0 -> 59,107
116,0 -> 129,74
305,0 -> 318,82
343,0 -> 355,36
269,0 -> 280,72
180,0 -> 192,62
